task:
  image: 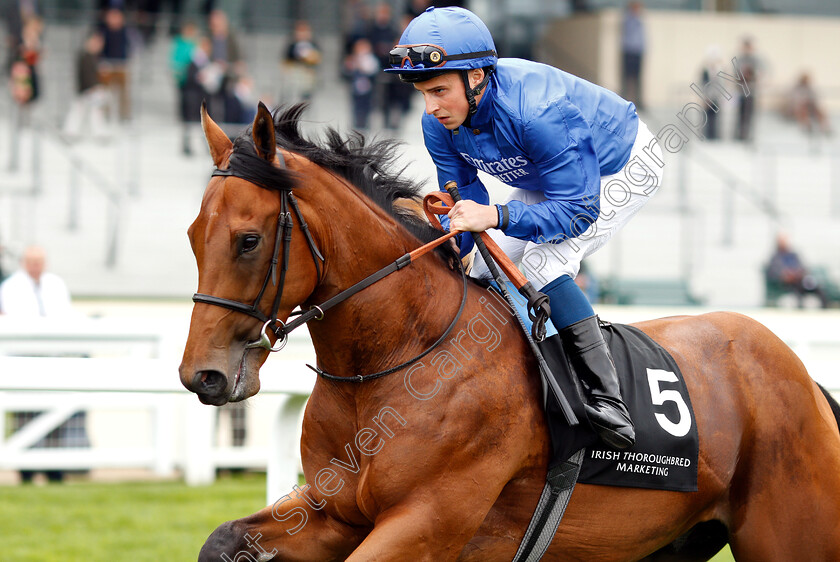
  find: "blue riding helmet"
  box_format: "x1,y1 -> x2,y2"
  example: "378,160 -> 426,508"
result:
385,6 -> 496,75
386,6 -> 498,113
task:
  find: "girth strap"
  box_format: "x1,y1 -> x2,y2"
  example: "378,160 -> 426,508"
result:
512,448 -> 585,562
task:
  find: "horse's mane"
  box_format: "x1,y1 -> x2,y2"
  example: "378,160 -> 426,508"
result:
229,104 -> 455,260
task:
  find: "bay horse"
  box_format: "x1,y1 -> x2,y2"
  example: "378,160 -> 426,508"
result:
179,103 -> 840,561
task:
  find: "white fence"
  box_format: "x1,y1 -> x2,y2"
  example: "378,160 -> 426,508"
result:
1,306 -> 838,506
0,316 -> 315,504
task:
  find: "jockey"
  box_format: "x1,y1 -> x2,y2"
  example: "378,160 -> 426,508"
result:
386,6 -> 664,449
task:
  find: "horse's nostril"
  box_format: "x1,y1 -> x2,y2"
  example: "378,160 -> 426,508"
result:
193,370 -> 226,394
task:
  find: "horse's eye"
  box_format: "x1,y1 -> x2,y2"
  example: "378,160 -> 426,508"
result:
240,234 -> 260,253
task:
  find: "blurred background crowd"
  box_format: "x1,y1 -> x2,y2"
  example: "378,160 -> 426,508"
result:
2,0 -> 840,309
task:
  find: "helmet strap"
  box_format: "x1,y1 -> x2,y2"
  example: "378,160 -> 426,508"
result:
462,69 -> 492,116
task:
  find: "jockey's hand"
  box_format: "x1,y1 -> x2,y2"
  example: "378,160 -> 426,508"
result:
448,200 -> 499,233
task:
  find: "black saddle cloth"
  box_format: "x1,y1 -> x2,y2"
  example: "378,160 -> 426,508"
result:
540,321 -> 699,492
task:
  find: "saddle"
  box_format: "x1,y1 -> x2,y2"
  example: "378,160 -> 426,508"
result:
503,282 -> 699,492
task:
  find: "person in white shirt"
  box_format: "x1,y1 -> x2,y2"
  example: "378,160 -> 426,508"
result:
0,245 -> 79,483
0,245 -> 72,317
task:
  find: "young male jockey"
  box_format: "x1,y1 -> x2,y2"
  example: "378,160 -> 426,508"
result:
386,6 -> 664,449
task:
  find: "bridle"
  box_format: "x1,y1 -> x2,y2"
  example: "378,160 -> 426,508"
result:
192,150 -> 325,353
191,148 -> 468,382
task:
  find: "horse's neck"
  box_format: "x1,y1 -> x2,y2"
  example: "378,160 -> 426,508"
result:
305,189 -> 466,378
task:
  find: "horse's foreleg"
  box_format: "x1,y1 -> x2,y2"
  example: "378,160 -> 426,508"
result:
198,497 -> 364,562
344,490 -> 501,562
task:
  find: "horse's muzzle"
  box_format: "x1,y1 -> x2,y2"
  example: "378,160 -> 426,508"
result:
190,370 -> 230,405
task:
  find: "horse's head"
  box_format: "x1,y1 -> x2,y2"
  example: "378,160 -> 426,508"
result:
179,103 -> 321,405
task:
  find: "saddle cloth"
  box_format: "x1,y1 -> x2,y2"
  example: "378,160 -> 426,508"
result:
499,283 -> 699,492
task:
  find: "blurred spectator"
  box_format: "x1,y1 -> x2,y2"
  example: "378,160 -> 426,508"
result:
3,0 -> 43,71
734,37 -> 761,142
343,37 -> 378,132
206,9 -> 241,120
182,36 -> 221,141
368,3 -> 397,128
787,72 -> 832,137
169,20 -> 199,154
7,14 -> 42,106
98,7 -> 133,121
0,245 -> 72,317
281,19 -> 321,104
620,0 -> 645,111
133,0 -> 162,45
382,14 -> 415,132
207,8 -> 240,68
9,57 -> 34,104
342,0 -> 370,57
0,245 -> 85,483
224,70 -> 257,125
699,45 -> 724,140
367,3 -> 395,73
64,31 -> 109,141
207,9 -> 242,72
766,233 -> 829,309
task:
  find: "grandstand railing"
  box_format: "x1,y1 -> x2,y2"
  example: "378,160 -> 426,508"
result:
0,100 -> 128,269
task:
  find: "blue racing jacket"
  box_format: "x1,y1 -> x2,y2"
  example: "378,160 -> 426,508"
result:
424,58 -> 639,256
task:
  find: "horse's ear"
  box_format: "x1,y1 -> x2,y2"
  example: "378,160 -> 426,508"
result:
251,102 -> 276,162
201,100 -> 232,167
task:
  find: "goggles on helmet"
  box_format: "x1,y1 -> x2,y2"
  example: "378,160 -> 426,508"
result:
389,43 -> 497,70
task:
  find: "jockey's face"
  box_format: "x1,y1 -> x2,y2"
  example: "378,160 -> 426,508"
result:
414,69 -> 484,130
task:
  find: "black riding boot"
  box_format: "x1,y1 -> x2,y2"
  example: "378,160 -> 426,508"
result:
559,315 -> 635,449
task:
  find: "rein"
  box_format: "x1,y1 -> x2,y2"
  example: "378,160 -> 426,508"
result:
192,149 -> 469,382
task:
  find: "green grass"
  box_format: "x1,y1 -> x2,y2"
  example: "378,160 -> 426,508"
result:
0,472 -> 266,562
0,472 -> 740,561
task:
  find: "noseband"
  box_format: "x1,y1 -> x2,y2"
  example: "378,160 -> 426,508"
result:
192,150 -> 325,352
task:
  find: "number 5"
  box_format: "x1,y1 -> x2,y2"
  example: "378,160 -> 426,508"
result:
646,368 -> 692,437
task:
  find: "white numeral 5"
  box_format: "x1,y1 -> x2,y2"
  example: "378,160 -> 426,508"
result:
646,368 -> 691,437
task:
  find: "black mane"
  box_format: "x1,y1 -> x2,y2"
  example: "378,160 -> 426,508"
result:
228,103 -> 453,255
